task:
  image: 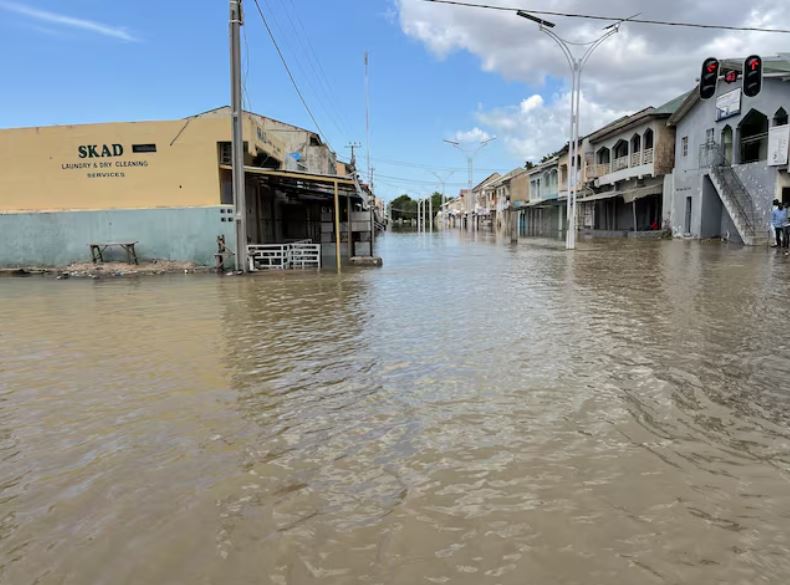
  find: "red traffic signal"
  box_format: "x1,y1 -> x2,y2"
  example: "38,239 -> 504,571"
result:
743,55 -> 763,97
699,57 -> 719,100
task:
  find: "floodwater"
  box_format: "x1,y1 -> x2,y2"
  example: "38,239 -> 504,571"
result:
2,231 -> 790,585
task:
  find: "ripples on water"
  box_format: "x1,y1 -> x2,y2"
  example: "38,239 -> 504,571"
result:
2,232 -> 790,584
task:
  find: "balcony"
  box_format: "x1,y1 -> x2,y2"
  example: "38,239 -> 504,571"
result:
592,149 -> 656,187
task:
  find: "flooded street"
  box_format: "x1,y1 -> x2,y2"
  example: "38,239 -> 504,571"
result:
3,231 -> 790,584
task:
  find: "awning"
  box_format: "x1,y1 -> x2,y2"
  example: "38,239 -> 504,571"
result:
578,191 -> 621,203
220,165 -> 362,203
578,181 -> 663,205
620,184 -> 662,204
527,197 -> 563,208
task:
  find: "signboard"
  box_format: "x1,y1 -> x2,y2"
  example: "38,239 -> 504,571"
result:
715,88 -> 741,121
768,124 -> 790,166
60,143 -> 153,180
722,69 -> 739,84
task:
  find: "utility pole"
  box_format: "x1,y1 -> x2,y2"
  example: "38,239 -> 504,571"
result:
364,52 -> 372,191
346,142 -> 362,171
230,0 -> 247,272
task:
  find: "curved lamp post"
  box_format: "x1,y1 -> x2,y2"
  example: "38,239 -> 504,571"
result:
444,137 -> 496,229
517,10 -> 622,249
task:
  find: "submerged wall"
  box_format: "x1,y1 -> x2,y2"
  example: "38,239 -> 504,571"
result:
0,205 -> 235,267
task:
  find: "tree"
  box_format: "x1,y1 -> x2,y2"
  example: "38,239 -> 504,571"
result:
388,194 -> 417,220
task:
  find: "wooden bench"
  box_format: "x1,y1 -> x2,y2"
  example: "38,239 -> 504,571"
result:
89,241 -> 139,265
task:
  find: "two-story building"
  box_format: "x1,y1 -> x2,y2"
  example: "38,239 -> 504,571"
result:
469,172 -> 500,229
523,157 -> 565,236
577,94 -> 684,237
665,56 -> 790,245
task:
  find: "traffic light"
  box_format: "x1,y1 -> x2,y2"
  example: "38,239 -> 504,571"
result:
699,57 -> 720,100
743,55 -> 763,98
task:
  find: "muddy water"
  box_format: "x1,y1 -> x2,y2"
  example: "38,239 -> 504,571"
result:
2,232 -> 790,584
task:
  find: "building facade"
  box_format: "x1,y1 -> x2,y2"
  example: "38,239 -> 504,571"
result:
665,58 -> 790,244
577,95 -> 683,237
0,107 -> 367,267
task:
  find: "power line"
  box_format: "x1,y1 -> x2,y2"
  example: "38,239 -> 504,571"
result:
375,172 -> 471,185
421,0 -> 790,34
281,0 -> 355,136
251,0 -> 328,142
371,155 -> 507,173
268,0 -> 351,141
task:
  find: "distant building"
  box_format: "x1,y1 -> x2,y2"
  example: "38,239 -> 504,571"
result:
523,157 -> 564,236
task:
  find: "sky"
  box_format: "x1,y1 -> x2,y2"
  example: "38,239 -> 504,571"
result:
1,0 -> 788,202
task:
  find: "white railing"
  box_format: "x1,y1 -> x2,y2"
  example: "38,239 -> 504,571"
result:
289,243 -> 321,268
248,244 -> 290,271
247,242 -> 321,271
613,156 -> 629,171
643,148 -> 654,164
591,163 -> 610,178
630,152 -> 642,167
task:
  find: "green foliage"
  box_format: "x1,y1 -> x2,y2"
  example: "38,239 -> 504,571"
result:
387,192 -> 445,221
388,194 -> 417,220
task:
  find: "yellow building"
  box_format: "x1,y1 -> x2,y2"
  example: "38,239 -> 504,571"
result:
0,107 -> 363,267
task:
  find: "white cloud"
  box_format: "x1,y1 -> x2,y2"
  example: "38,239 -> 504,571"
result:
0,1 -> 139,42
477,92 -> 629,163
452,127 -> 493,143
397,0 -> 790,160
520,95 -> 544,114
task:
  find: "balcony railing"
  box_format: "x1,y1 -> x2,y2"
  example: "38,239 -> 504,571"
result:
643,148 -> 654,164
630,152 -> 641,167
613,156 -> 629,171
590,163 -> 610,178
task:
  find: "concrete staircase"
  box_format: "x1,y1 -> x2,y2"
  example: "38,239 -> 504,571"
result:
708,165 -> 769,246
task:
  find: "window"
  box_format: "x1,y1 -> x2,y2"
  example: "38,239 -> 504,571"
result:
681,136 -> 689,157
132,143 -> 157,153
739,109 -> 769,163
644,128 -> 654,150
774,108 -> 788,126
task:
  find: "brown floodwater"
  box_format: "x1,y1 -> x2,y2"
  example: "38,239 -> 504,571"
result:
2,231 -> 790,584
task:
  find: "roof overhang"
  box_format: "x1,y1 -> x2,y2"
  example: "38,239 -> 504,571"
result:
220,165 -> 362,203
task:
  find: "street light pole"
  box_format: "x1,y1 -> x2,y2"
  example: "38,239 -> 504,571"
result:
516,11 -> 619,250
444,137 -> 496,230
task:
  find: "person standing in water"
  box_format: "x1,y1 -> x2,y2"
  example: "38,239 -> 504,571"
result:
771,200 -> 787,248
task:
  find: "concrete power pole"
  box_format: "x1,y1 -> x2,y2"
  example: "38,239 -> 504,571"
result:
230,0 -> 247,272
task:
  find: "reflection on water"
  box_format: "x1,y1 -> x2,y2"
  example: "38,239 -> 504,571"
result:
2,231 -> 790,584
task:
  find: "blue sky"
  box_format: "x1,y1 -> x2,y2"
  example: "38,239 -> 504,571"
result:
4,0 -> 783,201
0,0 -> 559,201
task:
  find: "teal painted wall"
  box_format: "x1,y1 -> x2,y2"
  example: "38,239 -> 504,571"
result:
0,206 -> 236,267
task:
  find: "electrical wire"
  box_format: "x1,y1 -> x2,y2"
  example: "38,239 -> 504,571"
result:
280,0 -> 355,137
421,0 -> 790,34
251,0 -> 328,142
267,0 -> 350,142
371,156 -> 506,173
